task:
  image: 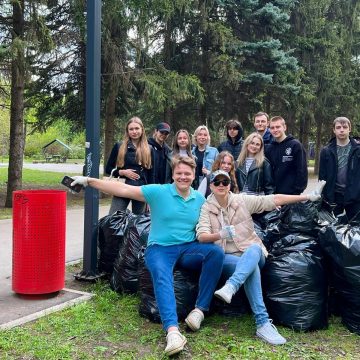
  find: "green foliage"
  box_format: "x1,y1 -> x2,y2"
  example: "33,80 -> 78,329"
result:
24,120 -> 85,159
0,100 -> 10,157
1,0 -> 360,176
138,71 -> 205,112
285,0 -> 360,149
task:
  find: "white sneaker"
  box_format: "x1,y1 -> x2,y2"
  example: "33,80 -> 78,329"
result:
185,309 -> 204,331
256,320 -> 287,345
164,330 -> 187,356
214,283 -> 235,304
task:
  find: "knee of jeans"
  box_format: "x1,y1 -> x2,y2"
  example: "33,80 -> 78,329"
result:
211,245 -> 225,261
248,243 -> 262,256
145,261 -> 172,283
145,250 -> 164,273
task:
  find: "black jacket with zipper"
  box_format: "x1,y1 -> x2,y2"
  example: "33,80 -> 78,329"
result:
105,141 -> 154,185
235,158 -> 275,195
148,137 -> 172,184
319,137 -> 360,205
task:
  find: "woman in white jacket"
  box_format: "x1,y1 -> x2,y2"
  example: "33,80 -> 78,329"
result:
196,170 -> 325,345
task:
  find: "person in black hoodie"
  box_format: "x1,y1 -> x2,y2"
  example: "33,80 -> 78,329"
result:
217,119 -> 243,161
319,117 -> 360,222
265,116 -> 307,195
105,117 -> 154,214
148,122 -> 172,184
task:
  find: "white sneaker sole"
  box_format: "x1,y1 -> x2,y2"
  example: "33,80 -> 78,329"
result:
185,317 -> 200,331
214,290 -> 232,304
256,332 -> 287,345
165,337 -> 187,356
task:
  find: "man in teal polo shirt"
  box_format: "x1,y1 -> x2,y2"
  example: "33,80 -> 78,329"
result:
71,156 -> 225,356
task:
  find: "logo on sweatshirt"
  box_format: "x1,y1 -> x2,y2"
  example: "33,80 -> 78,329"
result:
282,147 -> 293,162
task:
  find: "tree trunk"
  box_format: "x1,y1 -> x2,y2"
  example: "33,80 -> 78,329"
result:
299,111 -> 310,154
5,0 -> 25,208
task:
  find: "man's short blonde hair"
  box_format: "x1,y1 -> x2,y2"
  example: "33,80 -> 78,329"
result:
270,116 -> 286,126
171,155 -> 196,173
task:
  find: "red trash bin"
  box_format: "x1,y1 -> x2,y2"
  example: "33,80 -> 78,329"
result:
12,190 -> 66,294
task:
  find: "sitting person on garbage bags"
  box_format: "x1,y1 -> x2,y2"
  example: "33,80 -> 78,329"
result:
70,156 -> 224,357
196,170 -> 326,345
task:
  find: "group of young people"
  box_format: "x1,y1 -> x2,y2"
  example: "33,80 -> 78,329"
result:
70,112 -> 359,356
103,112 -> 308,216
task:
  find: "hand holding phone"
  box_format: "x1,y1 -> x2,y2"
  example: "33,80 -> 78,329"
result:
61,175 -> 83,193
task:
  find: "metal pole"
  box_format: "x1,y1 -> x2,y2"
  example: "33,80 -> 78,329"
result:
75,0 -> 102,280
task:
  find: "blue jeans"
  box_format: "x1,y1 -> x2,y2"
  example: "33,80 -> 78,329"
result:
145,241 -> 224,331
222,243 -> 269,327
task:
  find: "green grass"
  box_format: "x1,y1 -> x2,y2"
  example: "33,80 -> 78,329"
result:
0,267 -> 359,360
0,167 -> 68,186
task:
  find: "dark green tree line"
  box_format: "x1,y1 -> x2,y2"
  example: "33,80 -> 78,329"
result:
1,0 -> 360,206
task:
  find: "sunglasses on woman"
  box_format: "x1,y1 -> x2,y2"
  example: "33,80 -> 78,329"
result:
212,179 -> 231,187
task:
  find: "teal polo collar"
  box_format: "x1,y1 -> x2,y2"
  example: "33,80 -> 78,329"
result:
170,183 -> 196,201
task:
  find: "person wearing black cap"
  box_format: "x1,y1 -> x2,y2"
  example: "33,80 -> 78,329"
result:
196,170 -> 326,346
148,122 -> 172,184
217,119 -> 244,161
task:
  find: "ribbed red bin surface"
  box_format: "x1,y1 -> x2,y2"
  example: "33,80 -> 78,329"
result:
12,190 -> 66,294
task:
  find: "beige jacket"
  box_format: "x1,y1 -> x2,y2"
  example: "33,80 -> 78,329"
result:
196,192 -> 276,257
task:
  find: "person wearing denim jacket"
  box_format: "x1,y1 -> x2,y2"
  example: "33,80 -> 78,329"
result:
191,125 -> 219,189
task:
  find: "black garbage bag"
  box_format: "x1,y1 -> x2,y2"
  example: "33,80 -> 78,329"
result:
279,201 -> 320,236
97,209 -> 134,276
110,213 -> 151,294
138,250 -> 199,323
316,208 -> 337,227
253,209 -> 282,229
255,221 -> 282,252
319,223 -> 360,334
262,234 -> 328,331
253,210 -> 283,251
315,209 -> 341,317
211,271 -> 250,317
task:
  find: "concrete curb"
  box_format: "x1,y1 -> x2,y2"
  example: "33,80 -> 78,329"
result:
0,288 -> 94,330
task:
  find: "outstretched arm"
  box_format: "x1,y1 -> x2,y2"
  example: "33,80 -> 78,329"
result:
273,180 -> 326,206
71,176 -> 145,202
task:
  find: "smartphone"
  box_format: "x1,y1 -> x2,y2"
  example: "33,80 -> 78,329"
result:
61,175 -> 83,193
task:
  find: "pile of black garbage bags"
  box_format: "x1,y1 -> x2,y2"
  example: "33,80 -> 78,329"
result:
97,202 -> 360,335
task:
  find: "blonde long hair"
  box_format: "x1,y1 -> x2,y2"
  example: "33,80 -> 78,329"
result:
212,151 -> 239,193
172,129 -> 194,158
117,117 -> 152,169
237,133 -> 265,168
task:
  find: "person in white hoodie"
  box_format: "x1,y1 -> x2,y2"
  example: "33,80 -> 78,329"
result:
196,170 -> 325,345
